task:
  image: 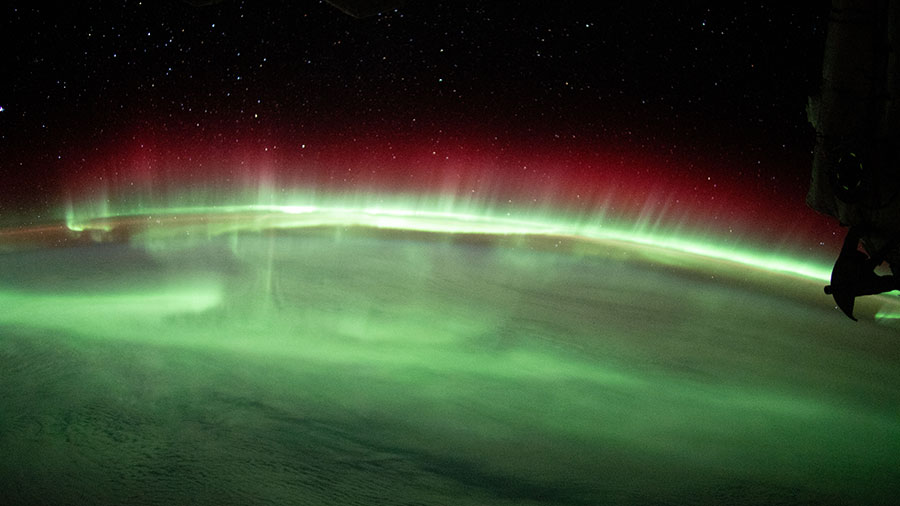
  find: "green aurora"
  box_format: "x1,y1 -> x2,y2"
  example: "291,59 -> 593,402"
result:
2,200 -> 900,504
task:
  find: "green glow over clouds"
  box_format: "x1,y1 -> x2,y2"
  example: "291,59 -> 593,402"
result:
1,231 -> 899,504
1,189 -> 897,503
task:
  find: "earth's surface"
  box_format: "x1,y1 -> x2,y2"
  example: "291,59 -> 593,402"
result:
1,219 -> 899,505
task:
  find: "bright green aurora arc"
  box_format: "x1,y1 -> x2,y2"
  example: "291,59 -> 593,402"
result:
2,185 -> 900,505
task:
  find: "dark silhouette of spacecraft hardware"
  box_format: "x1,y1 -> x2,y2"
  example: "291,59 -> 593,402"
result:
824,227 -> 899,320
809,0 -> 900,319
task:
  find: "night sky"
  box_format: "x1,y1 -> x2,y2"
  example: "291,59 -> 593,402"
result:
1,1 -> 838,254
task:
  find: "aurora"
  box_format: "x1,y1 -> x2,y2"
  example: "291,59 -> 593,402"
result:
2,214 -> 900,504
4,1 -> 900,504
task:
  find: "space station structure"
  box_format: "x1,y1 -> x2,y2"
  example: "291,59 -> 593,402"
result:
808,0 -> 900,267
